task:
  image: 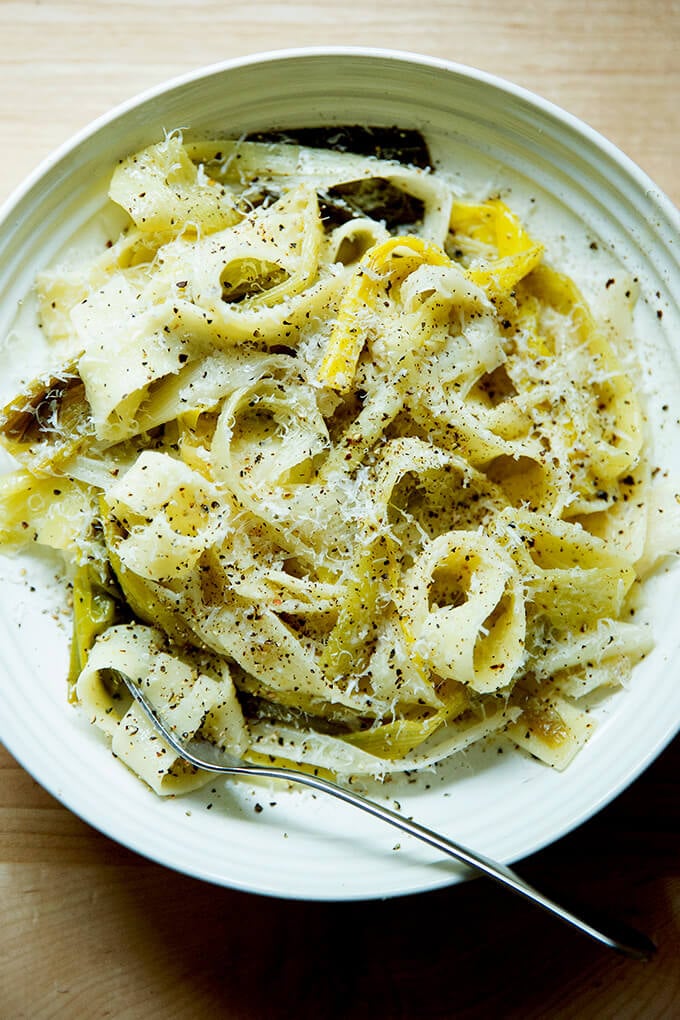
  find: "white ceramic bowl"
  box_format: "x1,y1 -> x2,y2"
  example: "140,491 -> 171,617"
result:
1,48 -> 678,900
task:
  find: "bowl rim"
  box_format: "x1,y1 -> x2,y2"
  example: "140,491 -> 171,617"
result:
1,46 -> 678,232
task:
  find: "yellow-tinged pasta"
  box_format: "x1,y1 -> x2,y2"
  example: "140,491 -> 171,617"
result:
103,451 -> 223,583
317,235 -> 452,391
506,690 -> 594,770
512,264 -> 643,507
450,199 -> 544,294
0,133 -> 665,792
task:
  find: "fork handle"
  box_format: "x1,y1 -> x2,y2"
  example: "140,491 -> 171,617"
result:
118,671 -> 655,961
241,764 -> 655,961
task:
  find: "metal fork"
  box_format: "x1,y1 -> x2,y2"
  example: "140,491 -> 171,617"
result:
116,668 -> 656,960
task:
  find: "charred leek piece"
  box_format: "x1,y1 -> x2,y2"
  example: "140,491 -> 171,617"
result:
245,125 -> 432,168
245,126 -> 430,231
0,361 -> 93,472
99,502 -> 200,647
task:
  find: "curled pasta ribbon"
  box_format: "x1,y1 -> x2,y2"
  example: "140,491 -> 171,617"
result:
401,531 -> 526,693
316,235 -> 451,392
183,138 -> 453,245
209,367 -> 338,565
148,184 -> 328,345
484,448 -> 570,516
518,265 -> 642,485
212,372 -> 329,496
326,216 -> 390,266
449,199 -> 544,294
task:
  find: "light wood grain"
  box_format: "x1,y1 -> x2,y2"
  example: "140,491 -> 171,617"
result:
2,740 -> 678,1019
1,2 -> 679,1017
0,0 -> 678,208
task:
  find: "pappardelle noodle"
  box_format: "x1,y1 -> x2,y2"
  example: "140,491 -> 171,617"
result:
0,130 -> 657,794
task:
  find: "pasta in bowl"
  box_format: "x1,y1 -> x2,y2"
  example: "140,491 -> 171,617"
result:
0,50 -> 678,898
0,130 -> 664,794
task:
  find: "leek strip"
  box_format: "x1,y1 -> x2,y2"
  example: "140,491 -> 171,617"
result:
67,564 -> 121,698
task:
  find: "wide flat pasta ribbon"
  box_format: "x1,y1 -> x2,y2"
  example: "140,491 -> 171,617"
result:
449,198 -> 544,294
78,623 -> 248,795
400,530 -> 526,694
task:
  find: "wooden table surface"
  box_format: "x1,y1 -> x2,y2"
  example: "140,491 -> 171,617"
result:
1,2 -> 678,1017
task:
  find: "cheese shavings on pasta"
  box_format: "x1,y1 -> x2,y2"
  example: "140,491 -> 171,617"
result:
0,130 -> 663,793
